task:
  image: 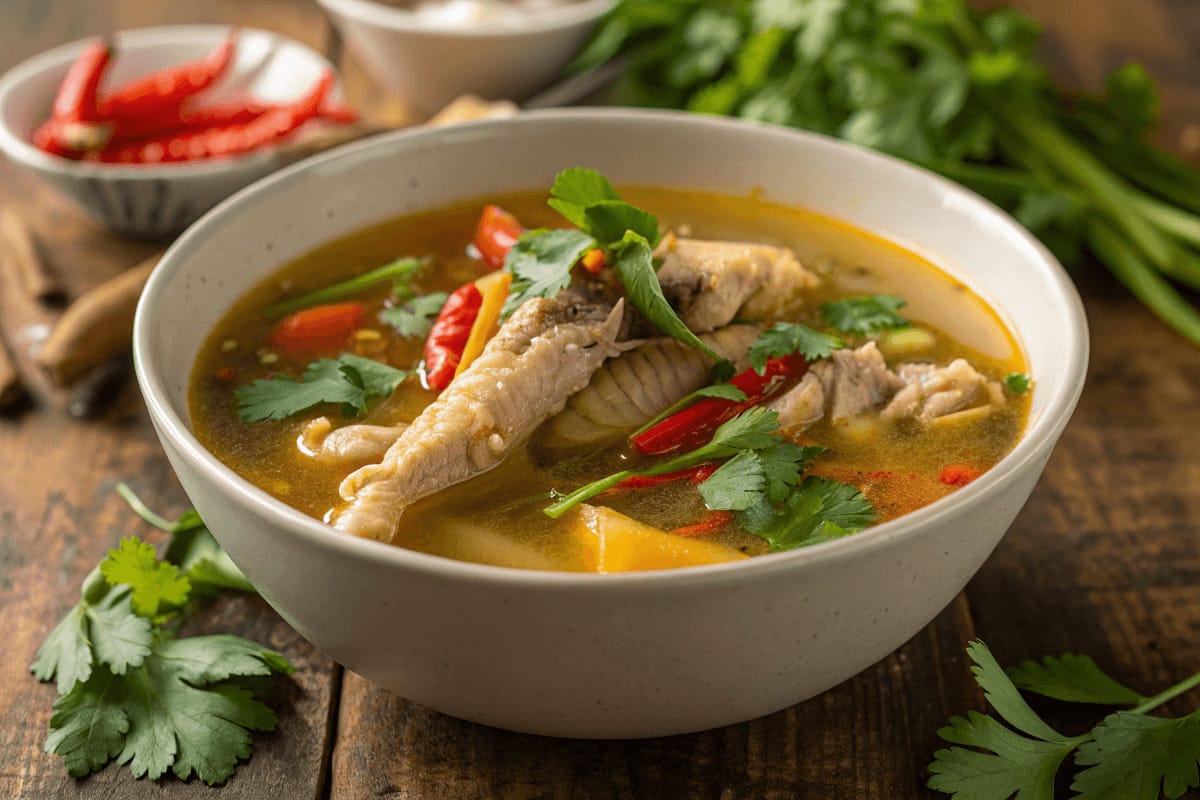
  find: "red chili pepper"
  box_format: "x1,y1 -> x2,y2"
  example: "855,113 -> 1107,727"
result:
424,282 -> 483,392
473,205 -> 523,268
32,121 -> 82,158
52,40 -> 112,124
270,302 -> 364,352
632,354 -> 810,455
94,71 -> 334,163
97,32 -> 237,121
612,463 -> 719,491
670,511 -> 735,538
320,102 -> 360,125
939,464 -> 982,487
214,366 -> 235,381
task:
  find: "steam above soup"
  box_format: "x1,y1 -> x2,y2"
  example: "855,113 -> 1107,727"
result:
190,170 -> 1029,572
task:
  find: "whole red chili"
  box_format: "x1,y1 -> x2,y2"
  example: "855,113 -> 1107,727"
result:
632,354 -> 809,455
612,463 -> 720,490
52,39 -> 112,124
423,283 -> 483,392
97,32 -> 237,121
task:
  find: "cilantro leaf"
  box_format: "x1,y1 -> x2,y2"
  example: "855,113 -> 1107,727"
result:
758,442 -> 823,504
583,200 -> 661,247
968,640 -> 1077,744
30,588 -> 154,694
613,232 -> 723,362
503,228 -> 597,316
235,354 -> 409,422
701,406 -> 783,455
697,450 -> 766,511
166,527 -> 254,595
740,476 -> 874,551
380,292 -> 449,338
1072,711 -> 1200,800
47,634 -> 292,785
101,538 -> 191,618
819,294 -> 909,335
1005,372 -> 1032,395
928,710 -> 1078,799
1007,654 -> 1145,706
547,167 -> 622,227
747,322 -> 842,372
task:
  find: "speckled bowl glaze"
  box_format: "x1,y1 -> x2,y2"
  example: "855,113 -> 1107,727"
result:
0,26 -> 341,240
133,110 -> 1088,738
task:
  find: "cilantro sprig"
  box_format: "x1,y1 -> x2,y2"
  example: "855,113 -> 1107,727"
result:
747,322 -> 842,372
380,291 -> 449,338
819,295 -> 909,336
31,485 -> 291,785
504,168 -> 723,363
235,353 -> 411,422
928,640 -> 1200,799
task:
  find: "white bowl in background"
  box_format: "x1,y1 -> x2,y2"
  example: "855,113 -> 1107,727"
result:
0,25 -> 343,240
317,0 -> 612,114
134,110 -> 1088,738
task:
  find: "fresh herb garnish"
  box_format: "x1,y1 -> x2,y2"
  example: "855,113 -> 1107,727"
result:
696,442 -> 823,514
31,485 -> 290,785
576,1 -> 1200,345
820,295 -> 909,336
736,476 -> 875,551
503,228 -> 596,316
380,291 -> 450,338
505,168 -> 722,362
1004,372 -> 1032,395
262,256 -> 425,320
544,406 -> 784,518
235,353 -> 410,422
928,640 -> 1200,799
747,322 -> 842,373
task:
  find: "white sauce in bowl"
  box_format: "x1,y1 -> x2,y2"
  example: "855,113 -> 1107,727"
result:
402,0 -> 582,27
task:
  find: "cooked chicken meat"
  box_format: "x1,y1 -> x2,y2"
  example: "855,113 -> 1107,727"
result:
298,417 -> 409,464
882,359 -> 995,421
654,237 -> 819,332
545,324 -> 760,445
334,297 -> 625,541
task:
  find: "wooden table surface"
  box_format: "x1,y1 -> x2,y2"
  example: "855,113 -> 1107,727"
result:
1,1 -> 1198,798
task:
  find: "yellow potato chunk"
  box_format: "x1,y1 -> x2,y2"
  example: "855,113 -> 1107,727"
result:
571,505 -> 749,573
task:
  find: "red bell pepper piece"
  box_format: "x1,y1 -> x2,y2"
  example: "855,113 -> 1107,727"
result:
270,302 -> 364,352
473,205 -> 523,268
424,282 -> 483,392
632,354 -> 809,456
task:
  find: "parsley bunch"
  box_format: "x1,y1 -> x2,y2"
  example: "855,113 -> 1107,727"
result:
929,640 -> 1200,799
575,0 -> 1200,344
30,485 -> 292,785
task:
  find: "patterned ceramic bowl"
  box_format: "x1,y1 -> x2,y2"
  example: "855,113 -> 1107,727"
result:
0,25 -> 341,240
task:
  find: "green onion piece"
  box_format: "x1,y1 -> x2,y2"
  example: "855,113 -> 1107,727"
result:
263,257 -> 425,320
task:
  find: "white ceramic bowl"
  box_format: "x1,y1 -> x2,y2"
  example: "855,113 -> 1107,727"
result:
134,110 -> 1088,738
0,26 -> 342,240
317,0 -> 612,114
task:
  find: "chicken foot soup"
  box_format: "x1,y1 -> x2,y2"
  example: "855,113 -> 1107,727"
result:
191,169 -> 1030,572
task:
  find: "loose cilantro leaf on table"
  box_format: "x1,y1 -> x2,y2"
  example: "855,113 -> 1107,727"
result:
820,295 -> 909,336
31,486 -> 289,785
928,640 -> 1200,800
381,291 -> 450,338
747,322 -> 842,372
235,353 -> 410,422
1007,653 -> 1145,706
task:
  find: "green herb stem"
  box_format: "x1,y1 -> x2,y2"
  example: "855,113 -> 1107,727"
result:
1128,192 -> 1200,249
1129,668 -> 1200,716
263,257 -> 424,319
543,470 -> 636,518
1088,222 -> 1200,345
116,482 -> 178,532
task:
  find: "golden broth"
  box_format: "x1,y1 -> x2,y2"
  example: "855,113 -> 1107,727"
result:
190,188 -> 1029,570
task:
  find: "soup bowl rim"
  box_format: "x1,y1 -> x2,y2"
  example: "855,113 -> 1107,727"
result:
133,107 -> 1089,590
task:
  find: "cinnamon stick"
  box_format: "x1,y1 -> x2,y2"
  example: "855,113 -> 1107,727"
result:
36,252 -> 161,386
0,209 -> 64,305
0,332 -> 25,411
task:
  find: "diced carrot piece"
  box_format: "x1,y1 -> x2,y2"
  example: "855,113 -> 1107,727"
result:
580,248 -> 607,274
570,505 -> 748,573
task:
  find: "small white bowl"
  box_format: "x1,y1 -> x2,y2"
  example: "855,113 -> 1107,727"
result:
0,26 -> 343,240
134,110 -> 1088,738
317,0 -> 613,114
